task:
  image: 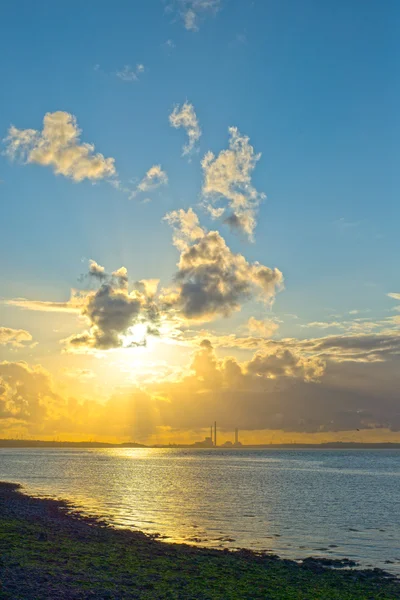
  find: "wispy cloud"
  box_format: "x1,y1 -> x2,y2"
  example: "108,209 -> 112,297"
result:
0,327 -> 33,348
116,63 -> 145,82
235,32 -> 247,44
333,217 -> 360,232
388,292 -> 400,313
247,317 -> 279,337
3,291 -> 85,313
301,319 -> 388,334
163,39 -> 176,52
168,0 -> 222,31
169,102 -> 201,156
62,368 -> 95,380
301,321 -> 345,330
4,111 -> 116,182
130,165 -> 168,199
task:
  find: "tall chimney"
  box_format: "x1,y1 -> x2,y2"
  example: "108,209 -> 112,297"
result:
214,421 -> 217,447
210,425 -> 213,444
235,428 -> 238,444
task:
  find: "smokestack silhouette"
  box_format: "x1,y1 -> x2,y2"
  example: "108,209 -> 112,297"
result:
235,428 -> 238,444
210,425 -> 213,443
214,421 -> 217,447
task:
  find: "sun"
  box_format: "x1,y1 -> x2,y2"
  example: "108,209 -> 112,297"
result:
121,322 -> 149,348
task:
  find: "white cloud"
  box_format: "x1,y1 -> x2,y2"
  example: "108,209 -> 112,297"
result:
4,111 -> 116,182
131,165 -> 168,198
89,259 -> 107,280
201,127 -> 265,240
170,0 -> 221,31
163,207 -> 205,250
169,102 -> 201,156
301,321 -> 345,330
388,293 -> 400,313
116,64 -> 145,82
163,39 -> 176,51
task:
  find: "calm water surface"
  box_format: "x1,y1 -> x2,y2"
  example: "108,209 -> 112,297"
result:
1,448 -> 399,573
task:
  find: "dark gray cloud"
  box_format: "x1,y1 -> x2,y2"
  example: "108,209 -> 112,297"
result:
2,334 -> 400,439
162,209 -> 283,321
64,262 -> 159,351
88,260 -> 107,281
290,331 -> 400,363
150,339 -> 400,434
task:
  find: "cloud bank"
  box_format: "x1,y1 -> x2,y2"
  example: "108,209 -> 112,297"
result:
2,333 -> 400,441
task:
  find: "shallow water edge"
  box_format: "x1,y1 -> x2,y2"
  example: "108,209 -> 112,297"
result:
0,481 -> 399,600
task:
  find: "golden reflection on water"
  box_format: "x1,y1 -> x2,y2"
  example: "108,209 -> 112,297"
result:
1,447 -> 400,573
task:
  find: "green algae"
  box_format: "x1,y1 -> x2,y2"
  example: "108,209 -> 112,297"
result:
0,484 -> 399,599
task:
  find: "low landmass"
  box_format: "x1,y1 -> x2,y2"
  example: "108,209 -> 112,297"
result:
0,440 -> 147,449
2,438 -> 400,449
0,482 -> 398,599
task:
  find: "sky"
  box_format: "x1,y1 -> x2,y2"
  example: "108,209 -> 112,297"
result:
0,0 -> 399,444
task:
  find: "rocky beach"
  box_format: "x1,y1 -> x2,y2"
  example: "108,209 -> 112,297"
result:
0,482 -> 399,599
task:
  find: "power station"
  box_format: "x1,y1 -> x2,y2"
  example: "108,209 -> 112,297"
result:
193,423 -> 242,448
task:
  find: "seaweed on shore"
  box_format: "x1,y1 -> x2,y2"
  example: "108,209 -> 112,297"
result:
0,482 -> 399,599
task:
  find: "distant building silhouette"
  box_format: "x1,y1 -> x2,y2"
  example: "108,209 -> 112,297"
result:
220,428 -> 243,447
233,428 -> 242,447
192,423 -> 242,448
193,436 -> 214,448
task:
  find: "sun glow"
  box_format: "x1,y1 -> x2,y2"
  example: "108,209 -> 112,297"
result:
122,322 -> 149,348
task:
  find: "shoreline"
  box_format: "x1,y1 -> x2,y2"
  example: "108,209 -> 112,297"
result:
0,482 -> 399,599
2,440 -> 400,449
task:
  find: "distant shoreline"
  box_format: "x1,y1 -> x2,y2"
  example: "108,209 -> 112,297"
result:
1,439 -> 400,449
0,481 -> 398,599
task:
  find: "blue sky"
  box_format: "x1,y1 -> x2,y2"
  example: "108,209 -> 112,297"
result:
0,0 -> 399,442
